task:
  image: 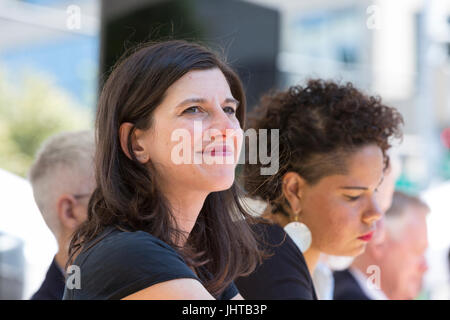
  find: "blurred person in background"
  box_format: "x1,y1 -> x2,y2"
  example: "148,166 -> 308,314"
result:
28,130 -> 95,300
235,79 -> 403,299
333,191 -> 429,300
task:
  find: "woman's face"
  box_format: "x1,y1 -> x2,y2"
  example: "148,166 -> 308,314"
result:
138,68 -> 243,194
299,144 -> 384,257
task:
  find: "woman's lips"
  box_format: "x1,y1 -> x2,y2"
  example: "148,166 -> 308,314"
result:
358,231 -> 374,242
202,145 -> 233,156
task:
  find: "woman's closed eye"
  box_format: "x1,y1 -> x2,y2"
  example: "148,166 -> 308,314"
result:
345,194 -> 362,201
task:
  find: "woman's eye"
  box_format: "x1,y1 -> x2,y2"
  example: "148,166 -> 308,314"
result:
223,106 -> 236,114
182,106 -> 202,114
345,195 -> 361,201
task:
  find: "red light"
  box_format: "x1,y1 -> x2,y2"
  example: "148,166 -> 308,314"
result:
440,128 -> 450,149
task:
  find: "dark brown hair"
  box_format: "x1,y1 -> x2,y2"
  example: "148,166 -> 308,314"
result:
67,40 -> 262,297
243,79 -> 404,213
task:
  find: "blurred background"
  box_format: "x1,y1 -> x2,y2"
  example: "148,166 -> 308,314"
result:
0,0 -> 449,299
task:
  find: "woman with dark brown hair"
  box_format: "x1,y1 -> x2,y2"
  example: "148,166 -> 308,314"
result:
62,40 -> 262,300
235,79 -> 404,299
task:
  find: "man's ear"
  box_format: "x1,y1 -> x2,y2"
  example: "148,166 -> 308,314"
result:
119,122 -> 149,163
281,172 -> 307,214
57,194 -> 82,232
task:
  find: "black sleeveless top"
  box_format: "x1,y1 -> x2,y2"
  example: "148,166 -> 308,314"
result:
62,226 -> 238,300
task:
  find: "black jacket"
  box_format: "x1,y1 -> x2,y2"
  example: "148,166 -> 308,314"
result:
333,269 -> 371,300
30,257 -> 65,300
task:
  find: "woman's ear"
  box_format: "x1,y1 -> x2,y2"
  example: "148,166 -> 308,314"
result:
119,122 -> 149,163
281,172 -> 306,214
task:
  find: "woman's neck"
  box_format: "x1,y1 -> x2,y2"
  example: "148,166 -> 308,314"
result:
165,188 -> 209,246
302,247 -> 321,275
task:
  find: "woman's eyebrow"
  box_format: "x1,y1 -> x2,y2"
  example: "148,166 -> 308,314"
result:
175,97 -> 239,109
175,98 -> 207,109
339,176 -> 385,191
223,97 -> 240,106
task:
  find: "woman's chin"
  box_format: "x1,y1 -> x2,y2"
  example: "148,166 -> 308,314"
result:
196,165 -> 236,188
205,172 -> 235,192
348,242 -> 368,257
209,178 -> 235,192
325,242 -> 367,258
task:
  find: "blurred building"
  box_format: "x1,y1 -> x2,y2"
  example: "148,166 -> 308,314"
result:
0,0 -> 100,109
99,0 -> 280,110
2,0 -> 448,192
247,0 -> 450,192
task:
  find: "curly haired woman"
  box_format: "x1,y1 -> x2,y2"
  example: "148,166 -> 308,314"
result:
235,79 -> 403,299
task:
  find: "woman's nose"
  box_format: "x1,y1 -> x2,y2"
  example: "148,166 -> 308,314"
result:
363,196 -> 383,225
210,105 -> 238,132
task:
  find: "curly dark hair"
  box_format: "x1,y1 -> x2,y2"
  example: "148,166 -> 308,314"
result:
242,79 -> 404,209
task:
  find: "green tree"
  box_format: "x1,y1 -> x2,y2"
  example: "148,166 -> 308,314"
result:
0,67 -> 93,177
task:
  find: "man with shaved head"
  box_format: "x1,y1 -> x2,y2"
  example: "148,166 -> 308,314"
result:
28,130 -> 95,299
